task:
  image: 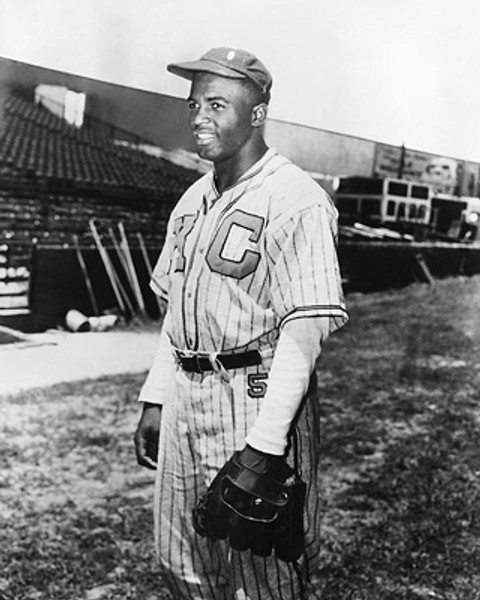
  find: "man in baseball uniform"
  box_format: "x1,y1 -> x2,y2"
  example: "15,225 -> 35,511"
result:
134,47 -> 348,600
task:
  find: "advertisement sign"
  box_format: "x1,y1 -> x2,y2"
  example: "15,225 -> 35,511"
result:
374,144 -> 480,196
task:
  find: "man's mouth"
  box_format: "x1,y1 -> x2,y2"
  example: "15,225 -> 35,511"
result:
194,131 -> 216,145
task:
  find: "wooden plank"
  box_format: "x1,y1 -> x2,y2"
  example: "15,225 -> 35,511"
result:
414,253 -> 434,284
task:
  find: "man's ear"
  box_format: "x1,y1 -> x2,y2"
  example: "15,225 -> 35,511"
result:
251,103 -> 268,128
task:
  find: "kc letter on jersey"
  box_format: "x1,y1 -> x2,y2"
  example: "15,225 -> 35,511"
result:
206,209 -> 264,279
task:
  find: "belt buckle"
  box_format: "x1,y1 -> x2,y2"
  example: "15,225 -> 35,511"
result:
175,350 -> 207,373
175,350 -> 190,370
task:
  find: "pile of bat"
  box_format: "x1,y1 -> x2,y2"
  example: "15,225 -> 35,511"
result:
72,219 -> 162,321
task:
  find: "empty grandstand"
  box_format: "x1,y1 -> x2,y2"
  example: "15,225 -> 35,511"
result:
0,89 -> 200,328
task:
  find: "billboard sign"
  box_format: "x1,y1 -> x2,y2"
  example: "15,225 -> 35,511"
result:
373,144 -> 475,195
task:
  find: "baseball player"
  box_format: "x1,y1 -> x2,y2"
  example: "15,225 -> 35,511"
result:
134,47 -> 348,600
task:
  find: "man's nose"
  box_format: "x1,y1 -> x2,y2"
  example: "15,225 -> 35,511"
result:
190,105 -> 210,126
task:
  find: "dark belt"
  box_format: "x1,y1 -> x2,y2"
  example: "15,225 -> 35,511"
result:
176,349 -> 262,373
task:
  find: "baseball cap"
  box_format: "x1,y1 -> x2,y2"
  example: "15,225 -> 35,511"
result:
167,47 -> 272,103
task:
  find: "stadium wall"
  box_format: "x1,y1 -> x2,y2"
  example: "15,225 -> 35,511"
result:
264,119 -> 376,176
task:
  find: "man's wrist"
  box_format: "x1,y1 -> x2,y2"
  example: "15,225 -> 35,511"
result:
244,433 -> 286,456
142,401 -> 163,411
239,444 -> 284,475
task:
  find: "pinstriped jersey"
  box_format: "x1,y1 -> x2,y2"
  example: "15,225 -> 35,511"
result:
151,148 -> 348,353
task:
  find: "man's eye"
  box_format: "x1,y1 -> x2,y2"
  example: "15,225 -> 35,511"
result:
211,102 -> 224,110
188,101 -> 198,110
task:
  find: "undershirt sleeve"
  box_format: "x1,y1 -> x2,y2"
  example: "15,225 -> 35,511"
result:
245,315 -> 330,455
138,313 -> 175,405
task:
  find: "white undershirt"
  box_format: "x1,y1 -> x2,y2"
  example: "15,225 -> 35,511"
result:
138,313 -> 175,405
245,317 -> 328,455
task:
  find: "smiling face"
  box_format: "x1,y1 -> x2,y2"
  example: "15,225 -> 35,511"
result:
187,73 -> 265,167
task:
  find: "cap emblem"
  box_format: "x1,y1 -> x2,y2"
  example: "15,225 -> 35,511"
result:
226,50 -> 236,61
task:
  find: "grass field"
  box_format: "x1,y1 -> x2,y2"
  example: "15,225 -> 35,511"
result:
1,276 -> 480,600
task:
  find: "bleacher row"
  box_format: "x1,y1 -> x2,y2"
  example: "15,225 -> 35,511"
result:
0,188 -> 174,246
0,91 -> 202,266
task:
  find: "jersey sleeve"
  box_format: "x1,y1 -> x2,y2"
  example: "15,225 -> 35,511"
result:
150,219 -> 175,302
266,200 -> 348,335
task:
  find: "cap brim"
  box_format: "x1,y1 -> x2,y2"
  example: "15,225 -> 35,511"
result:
167,59 -> 247,82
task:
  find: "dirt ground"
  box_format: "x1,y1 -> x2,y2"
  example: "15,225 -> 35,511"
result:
1,276 -> 480,599
0,328 -> 160,396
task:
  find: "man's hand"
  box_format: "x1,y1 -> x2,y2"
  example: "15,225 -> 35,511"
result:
192,444 -> 307,562
134,402 -> 162,470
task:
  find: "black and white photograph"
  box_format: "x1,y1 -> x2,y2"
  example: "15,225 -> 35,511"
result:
0,1 -> 479,599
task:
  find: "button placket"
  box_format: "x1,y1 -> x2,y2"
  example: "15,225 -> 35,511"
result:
182,194 -> 224,350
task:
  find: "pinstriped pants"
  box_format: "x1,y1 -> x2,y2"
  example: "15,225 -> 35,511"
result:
153,359 -> 321,600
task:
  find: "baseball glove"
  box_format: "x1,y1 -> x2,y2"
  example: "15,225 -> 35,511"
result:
192,445 -> 306,562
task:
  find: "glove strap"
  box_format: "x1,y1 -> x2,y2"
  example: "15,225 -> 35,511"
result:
225,453 -> 291,507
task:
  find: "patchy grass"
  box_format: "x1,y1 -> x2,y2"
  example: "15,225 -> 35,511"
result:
318,276 -> 480,600
1,276 -> 480,599
0,375 -> 168,600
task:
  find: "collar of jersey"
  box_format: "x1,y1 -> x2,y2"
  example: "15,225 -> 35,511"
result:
210,147 -> 278,198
